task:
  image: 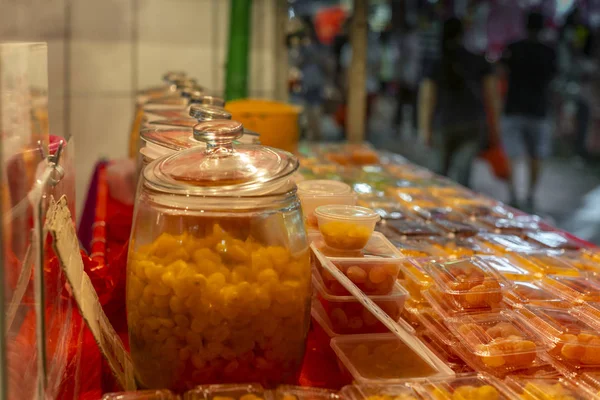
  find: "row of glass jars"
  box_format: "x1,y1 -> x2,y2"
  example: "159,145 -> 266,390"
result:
127,73 -> 311,392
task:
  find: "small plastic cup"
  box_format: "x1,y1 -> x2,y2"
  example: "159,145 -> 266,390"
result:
315,205 -> 380,251
297,180 -> 356,229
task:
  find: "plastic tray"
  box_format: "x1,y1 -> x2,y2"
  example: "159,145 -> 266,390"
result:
476,234 -> 542,254
102,391 -> 177,400
418,331 -> 472,374
476,215 -> 542,234
339,385 -> 421,400
315,255 -> 402,296
517,306 -> 600,369
417,237 -> 494,260
503,281 -> 567,309
415,306 -> 458,347
446,311 -> 549,372
473,256 -> 533,282
400,259 -> 435,302
525,231 -> 587,250
423,257 -> 509,311
542,275 -> 600,304
312,272 -> 408,335
330,333 -> 450,385
379,219 -> 443,237
509,253 -> 581,278
309,231 -> 402,259
414,373 -> 513,400
505,376 -> 591,400
274,386 -> 340,400
423,286 -> 507,320
184,384 -> 269,400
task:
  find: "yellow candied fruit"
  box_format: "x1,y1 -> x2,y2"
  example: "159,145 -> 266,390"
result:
320,221 -> 371,250
364,394 -> 418,400
126,224 -> 311,391
432,385 -> 500,400
520,382 -> 578,400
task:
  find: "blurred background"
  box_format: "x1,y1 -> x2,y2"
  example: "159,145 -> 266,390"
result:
2,0 -> 600,242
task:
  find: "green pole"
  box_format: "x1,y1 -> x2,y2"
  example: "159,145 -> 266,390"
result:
225,0 -> 253,101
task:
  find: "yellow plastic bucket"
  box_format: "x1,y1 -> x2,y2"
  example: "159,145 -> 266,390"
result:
225,99 -> 301,153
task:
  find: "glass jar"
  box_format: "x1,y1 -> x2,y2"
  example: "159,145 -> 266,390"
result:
127,120 -> 310,392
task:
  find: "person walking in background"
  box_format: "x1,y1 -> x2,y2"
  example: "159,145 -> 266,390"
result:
418,18 -> 501,188
501,12 -> 556,210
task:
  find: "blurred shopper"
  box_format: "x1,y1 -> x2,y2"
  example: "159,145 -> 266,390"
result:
419,18 -> 500,188
501,12 -> 557,209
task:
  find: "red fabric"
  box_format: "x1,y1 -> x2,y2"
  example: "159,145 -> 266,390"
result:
480,145 -> 511,180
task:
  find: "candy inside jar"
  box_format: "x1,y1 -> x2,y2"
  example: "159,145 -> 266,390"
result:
128,120 -> 311,392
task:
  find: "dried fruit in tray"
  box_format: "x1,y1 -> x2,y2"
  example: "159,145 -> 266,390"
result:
477,234 -> 542,254
505,376 -> 591,400
423,287 -> 505,320
423,257 -> 508,310
415,373 -> 513,400
330,333 -> 445,384
312,273 -> 407,335
400,259 -> 435,302
542,275 -> 600,304
426,237 -> 494,259
509,253 -> 581,278
517,306 -> 600,368
316,256 -> 401,295
380,219 -> 444,237
503,281 -> 567,309
447,311 -> 548,371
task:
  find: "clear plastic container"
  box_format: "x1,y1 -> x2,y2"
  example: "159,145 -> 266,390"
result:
473,256 -> 533,282
505,376 -> 590,400
312,271 -> 408,335
297,180 -> 356,230
274,386 -> 340,400
525,231 -> 585,250
400,259 -> 434,302
315,256 -> 402,295
184,384 -> 269,400
315,205 -> 380,251
415,306 -> 458,347
476,215 -> 542,234
447,311 -> 549,371
309,231 -> 402,259
411,206 -> 480,236
553,250 -> 600,273
517,306 -> 600,369
542,275 -> 600,304
330,333 -> 449,385
392,238 -> 445,260
380,219 -> 443,237
340,384 -> 421,400
580,371 -> 600,398
509,253 -> 581,278
102,390 -> 177,400
127,121 -> 310,391
424,237 -> 494,260
415,373 -> 513,400
503,281 -> 567,309
418,331 -> 472,374
423,258 -> 509,311
357,196 -> 410,220
422,286 -> 506,320
476,234 -> 542,254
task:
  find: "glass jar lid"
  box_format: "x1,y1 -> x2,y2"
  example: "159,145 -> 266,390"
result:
144,120 -> 297,195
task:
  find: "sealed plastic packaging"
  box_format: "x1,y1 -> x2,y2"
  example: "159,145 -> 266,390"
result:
127,121 -> 311,391
517,306 -> 600,369
542,275 -> 600,304
356,196 -> 410,220
476,215 -> 542,234
315,205 -> 380,251
312,271 -> 408,334
525,231 -> 587,250
102,390 -> 178,400
509,253 -> 581,278
315,256 -> 403,295
503,281 -> 567,309
184,383 -> 269,400
472,256 -> 533,282
379,219 -> 443,238
274,386 -> 340,400
580,371 -> 600,398
505,376 -> 592,400
400,259 -> 434,302
424,237 -> 494,260
415,306 -> 458,347
414,373 -> 513,400
340,384 -> 421,400
418,331 -> 472,374
446,311 -> 549,372
330,333 -> 450,385
476,234 -> 542,254
423,257 -> 509,311
297,180 -> 356,229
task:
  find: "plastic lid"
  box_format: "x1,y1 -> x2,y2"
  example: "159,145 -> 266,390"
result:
476,256 -> 533,281
511,253 -> 581,278
526,231 -> 584,250
297,180 -> 352,196
382,219 -> 443,237
505,376 -> 588,400
416,373 -> 513,400
143,120 -> 297,195
542,275 -> 600,303
478,234 -> 541,253
340,384 -> 420,400
424,257 -> 508,296
504,281 -> 566,309
314,205 -> 380,222
184,384 -> 269,400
